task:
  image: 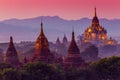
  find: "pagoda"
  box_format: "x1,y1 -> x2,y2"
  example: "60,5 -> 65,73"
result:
63,30 -> 84,67
4,36 -> 20,66
84,8 -> 107,45
31,22 -> 53,63
62,34 -> 68,46
56,37 -> 61,46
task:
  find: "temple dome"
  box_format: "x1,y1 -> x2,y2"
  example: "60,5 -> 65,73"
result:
32,22 -> 54,63
35,22 -> 49,50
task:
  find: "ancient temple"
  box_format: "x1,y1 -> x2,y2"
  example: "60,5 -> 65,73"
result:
63,31 -> 84,67
4,36 -> 20,66
56,37 -> 61,46
84,8 -> 107,44
107,37 -> 118,45
84,8 -> 117,46
31,22 -> 53,63
62,34 -> 68,46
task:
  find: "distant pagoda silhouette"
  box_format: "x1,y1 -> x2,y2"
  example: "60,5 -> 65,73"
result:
31,22 -> 53,63
56,37 -> 61,46
62,34 -> 68,45
63,30 -> 84,67
4,36 -> 20,66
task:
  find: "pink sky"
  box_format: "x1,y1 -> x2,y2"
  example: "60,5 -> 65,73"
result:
0,0 -> 120,20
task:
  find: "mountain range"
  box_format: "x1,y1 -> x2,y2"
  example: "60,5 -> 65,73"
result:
0,16 -> 120,43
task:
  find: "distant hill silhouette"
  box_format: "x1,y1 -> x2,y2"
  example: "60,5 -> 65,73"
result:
1,16 -> 120,42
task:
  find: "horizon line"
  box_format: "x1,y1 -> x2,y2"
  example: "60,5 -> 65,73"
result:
1,15 -> 120,21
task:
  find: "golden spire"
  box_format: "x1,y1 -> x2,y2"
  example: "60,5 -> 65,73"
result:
35,21 -> 49,50
34,20 -> 51,63
94,7 -> 97,16
92,7 -> 99,26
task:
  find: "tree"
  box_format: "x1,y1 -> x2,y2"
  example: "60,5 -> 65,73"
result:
0,63 -> 13,70
90,56 -> 120,80
65,67 -> 95,80
23,62 -> 65,80
20,70 -> 33,80
2,68 -> 20,80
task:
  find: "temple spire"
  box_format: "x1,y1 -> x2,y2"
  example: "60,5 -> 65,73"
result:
63,27 -> 84,68
8,36 -> 16,51
56,37 -> 60,43
40,21 -> 44,36
72,27 -> 75,40
56,37 -> 61,45
40,17 -> 44,34
63,34 -> 68,45
33,20 -> 51,63
41,21 -> 43,32
10,36 -> 13,43
9,36 -> 14,47
5,36 -> 20,66
94,7 -> 97,16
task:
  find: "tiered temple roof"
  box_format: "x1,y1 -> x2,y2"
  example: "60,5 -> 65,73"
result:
62,34 -> 68,45
84,8 -> 107,45
31,22 -> 53,63
63,31 -> 84,67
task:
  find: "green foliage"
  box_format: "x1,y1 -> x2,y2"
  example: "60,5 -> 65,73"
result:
2,68 -> 20,80
0,63 -> 14,80
0,56 -> 120,80
90,56 -> 120,80
23,62 -> 65,80
0,63 -> 13,70
65,67 -> 95,80
20,70 -> 33,80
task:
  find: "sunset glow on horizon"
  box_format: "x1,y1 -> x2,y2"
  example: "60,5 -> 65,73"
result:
0,0 -> 120,20
0,0 -> 120,42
